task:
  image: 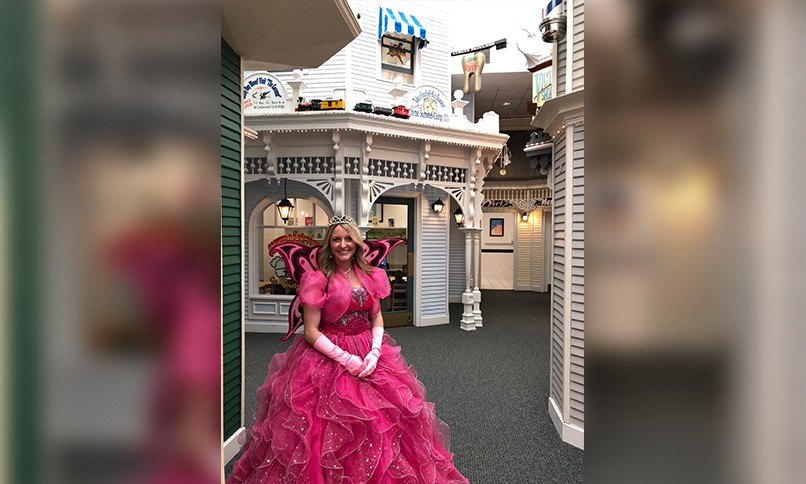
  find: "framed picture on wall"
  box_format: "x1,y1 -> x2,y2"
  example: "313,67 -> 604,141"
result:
490,218 -> 505,237
388,218 -> 395,228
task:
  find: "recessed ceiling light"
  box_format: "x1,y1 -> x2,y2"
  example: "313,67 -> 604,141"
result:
502,101 -> 511,106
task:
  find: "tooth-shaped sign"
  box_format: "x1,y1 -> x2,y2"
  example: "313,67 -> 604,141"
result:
461,52 -> 486,94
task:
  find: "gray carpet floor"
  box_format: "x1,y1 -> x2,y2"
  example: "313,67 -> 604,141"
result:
231,290 -> 583,483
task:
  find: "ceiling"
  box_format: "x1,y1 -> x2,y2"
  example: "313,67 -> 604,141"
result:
222,0 -> 361,71
451,71 -> 535,131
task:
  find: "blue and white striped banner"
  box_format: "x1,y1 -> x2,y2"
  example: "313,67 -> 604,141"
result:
542,0 -> 563,18
378,7 -> 428,47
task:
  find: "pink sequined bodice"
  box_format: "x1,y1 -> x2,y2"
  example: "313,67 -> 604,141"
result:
319,284 -> 373,335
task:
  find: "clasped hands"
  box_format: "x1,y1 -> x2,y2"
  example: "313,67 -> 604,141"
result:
314,327 -> 384,379
343,347 -> 380,378
345,348 -> 381,378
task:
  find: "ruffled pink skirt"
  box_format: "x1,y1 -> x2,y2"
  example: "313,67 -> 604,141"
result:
227,329 -> 469,484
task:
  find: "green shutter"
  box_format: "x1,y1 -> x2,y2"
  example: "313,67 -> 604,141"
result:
221,38 -> 242,442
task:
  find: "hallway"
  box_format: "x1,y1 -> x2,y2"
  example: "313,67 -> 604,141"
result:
235,290 -> 583,483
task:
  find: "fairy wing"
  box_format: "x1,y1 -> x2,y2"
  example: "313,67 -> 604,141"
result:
268,241 -> 320,285
364,238 -> 407,265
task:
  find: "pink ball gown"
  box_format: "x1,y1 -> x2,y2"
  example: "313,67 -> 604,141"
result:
227,266 -> 469,484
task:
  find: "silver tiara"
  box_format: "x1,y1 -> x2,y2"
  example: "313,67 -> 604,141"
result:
327,215 -> 357,228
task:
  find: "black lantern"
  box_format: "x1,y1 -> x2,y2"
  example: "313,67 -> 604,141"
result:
277,179 -> 294,223
453,208 -> 465,226
432,198 -> 445,213
521,212 -> 529,222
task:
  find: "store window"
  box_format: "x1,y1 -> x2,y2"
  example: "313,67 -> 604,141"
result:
380,32 -> 416,84
254,198 -> 331,296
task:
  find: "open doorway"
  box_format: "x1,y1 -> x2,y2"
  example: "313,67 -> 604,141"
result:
366,197 -> 414,327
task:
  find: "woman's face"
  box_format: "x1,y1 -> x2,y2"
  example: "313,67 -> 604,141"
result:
329,225 -> 356,266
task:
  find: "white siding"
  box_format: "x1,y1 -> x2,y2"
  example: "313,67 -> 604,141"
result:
550,132 -> 566,409
420,186 -> 449,318
267,1 -> 450,107
270,49 -> 348,101
449,197 -> 466,299
555,39 -> 566,98
569,124 -> 584,425
347,178 -> 359,219
571,0 -> 585,91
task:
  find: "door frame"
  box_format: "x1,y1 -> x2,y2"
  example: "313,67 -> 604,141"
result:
373,196 -> 416,326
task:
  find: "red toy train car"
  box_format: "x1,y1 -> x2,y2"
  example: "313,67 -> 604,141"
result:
392,105 -> 410,119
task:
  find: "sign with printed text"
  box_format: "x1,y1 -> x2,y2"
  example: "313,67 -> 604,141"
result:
243,72 -> 289,115
532,65 -> 553,107
405,86 -> 451,123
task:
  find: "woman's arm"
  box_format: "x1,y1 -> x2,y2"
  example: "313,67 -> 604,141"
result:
369,307 -> 385,330
302,305 -> 323,346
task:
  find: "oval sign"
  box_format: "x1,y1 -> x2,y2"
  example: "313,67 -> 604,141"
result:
243,72 -> 289,115
405,85 -> 451,123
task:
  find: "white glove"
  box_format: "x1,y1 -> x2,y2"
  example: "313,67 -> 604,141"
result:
358,326 -> 384,378
314,334 -> 365,376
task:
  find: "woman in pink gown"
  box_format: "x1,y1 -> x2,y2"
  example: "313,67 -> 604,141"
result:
228,216 -> 469,484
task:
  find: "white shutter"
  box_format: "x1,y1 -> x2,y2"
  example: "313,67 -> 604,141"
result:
420,187 -> 449,318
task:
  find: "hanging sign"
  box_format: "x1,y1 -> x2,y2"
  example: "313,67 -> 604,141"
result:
405,86 -> 451,123
243,72 -> 288,115
532,65 -> 553,107
461,52 -> 485,93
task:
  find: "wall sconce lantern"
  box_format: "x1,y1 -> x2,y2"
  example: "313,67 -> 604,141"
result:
521,212 -> 529,222
431,198 -> 445,213
453,208 -> 465,226
277,179 -> 295,223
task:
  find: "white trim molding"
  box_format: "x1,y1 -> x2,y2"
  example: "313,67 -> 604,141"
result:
247,111 -> 508,150
418,314 -> 450,327
245,320 -> 297,333
549,397 -> 584,450
531,89 -> 584,136
223,426 -> 247,465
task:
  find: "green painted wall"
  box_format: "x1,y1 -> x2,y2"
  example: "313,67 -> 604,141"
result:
221,38 -> 242,441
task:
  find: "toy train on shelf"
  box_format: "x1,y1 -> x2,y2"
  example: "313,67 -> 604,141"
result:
296,99 -> 410,119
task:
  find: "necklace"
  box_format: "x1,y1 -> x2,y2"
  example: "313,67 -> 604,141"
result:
341,265 -> 352,276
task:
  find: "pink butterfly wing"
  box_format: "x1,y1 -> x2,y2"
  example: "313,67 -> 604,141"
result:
364,238 -> 407,265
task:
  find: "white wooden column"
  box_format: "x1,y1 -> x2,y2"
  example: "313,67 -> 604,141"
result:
471,228 -> 483,327
332,130 -> 344,215
460,227 -> 476,331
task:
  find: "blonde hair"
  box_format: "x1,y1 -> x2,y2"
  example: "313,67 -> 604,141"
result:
317,221 -> 372,278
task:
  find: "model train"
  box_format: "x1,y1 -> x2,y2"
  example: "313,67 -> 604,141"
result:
296,99 -> 345,111
295,98 -> 409,119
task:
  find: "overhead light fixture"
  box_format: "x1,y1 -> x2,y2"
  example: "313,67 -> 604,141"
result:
277,179 -> 294,223
498,142 -> 511,176
453,208 -> 465,226
502,101 -> 511,106
521,212 -> 529,222
431,198 -> 445,213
